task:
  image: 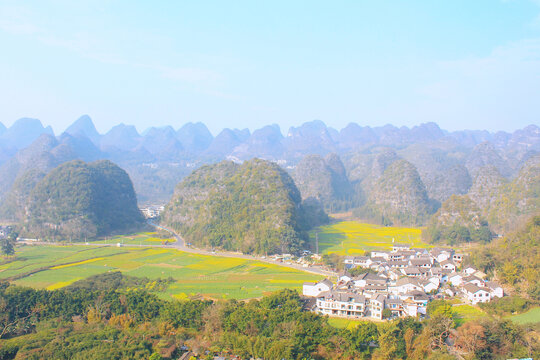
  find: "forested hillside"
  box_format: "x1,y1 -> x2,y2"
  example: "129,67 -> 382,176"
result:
21,160 -> 144,239
161,159 -> 327,254
471,215 -> 540,300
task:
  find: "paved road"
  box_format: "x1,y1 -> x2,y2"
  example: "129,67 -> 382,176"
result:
148,221 -> 336,277
20,222 -> 336,278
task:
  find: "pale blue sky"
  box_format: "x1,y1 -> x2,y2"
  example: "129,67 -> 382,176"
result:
1,0 -> 539,135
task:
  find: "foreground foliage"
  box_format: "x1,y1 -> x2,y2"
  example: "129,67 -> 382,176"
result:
1,274 -> 538,360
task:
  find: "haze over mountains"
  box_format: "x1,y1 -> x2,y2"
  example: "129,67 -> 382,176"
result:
0,115 -> 538,226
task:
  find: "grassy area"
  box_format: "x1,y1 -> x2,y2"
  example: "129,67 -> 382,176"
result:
327,317 -> 366,329
310,221 -> 427,255
452,304 -> 488,326
90,232 -> 175,246
0,245 -> 322,300
507,307 -> 540,325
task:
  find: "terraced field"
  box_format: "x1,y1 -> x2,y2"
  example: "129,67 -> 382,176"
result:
310,221 -> 427,255
0,245 -> 322,300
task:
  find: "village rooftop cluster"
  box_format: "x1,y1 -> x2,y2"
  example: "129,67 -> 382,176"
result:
303,244 -> 503,320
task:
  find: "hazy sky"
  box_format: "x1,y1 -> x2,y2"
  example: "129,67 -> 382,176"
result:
1,1 -> 540,135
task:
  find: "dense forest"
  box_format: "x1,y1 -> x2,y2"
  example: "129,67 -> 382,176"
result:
161,159 -> 328,255
0,273 -> 537,360
20,160 -> 145,240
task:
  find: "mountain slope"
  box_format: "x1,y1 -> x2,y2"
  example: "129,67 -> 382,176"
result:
64,115 -> 101,145
161,159 -> 324,254
424,195 -> 491,245
293,153 -> 357,212
359,159 -> 434,225
23,160 -> 144,239
487,155 -> 540,233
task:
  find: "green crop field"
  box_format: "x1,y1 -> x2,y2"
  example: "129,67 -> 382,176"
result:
507,307 -> 540,325
452,304 -> 488,326
0,245 -> 322,300
90,232 -> 175,246
310,221 -> 427,255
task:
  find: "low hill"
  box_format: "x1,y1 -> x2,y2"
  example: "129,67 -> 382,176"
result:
161,158 -> 326,254
22,160 -> 144,239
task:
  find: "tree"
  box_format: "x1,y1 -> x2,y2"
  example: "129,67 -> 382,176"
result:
455,322 -> 487,356
0,239 -> 14,257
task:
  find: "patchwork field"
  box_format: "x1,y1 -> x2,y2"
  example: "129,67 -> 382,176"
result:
310,221 -> 427,255
0,245 -> 322,300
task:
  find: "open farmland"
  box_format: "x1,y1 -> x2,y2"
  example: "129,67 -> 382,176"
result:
310,221 -> 427,256
90,232 -> 174,246
507,307 -> 540,325
0,245 -> 322,300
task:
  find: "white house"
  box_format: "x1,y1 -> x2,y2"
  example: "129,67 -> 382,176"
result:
462,275 -> 484,287
371,251 -> 390,260
370,294 -> 386,320
316,291 -> 367,317
486,281 -> 504,298
463,283 -> 491,304
448,273 -> 464,287
440,260 -> 457,272
303,279 -> 333,297
391,277 -> 423,294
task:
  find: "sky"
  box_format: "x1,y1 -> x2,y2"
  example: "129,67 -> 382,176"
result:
1,0 -> 540,135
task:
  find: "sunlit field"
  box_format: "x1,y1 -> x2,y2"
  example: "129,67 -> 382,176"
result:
507,307 -> 540,325
310,221 -> 427,255
90,232 -> 174,246
452,304 -> 488,326
0,245 -> 322,300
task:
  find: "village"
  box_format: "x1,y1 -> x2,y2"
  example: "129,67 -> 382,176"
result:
302,244 -> 504,321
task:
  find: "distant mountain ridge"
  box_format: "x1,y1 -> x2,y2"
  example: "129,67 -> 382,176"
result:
0,115 -> 538,219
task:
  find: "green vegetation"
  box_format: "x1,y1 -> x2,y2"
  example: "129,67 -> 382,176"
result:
91,232 -> 174,246
1,285 -> 536,359
311,220 -> 426,256
479,296 -> 538,317
356,159 -> 435,226
21,160 -> 144,240
507,307 -> 540,325
162,159 -> 327,255
488,155 -> 540,232
0,245 -> 321,300
424,195 -> 492,245
452,305 -> 488,326
471,215 -> 540,299
293,153 -> 360,212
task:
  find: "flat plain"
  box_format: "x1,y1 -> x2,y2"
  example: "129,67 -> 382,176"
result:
0,244 -> 322,300
310,221 -> 427,255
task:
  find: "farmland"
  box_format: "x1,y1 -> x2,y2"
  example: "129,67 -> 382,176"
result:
0,245 -> 322,300
508,307 -> 540,325
310,221 -> 427,256
90,232 -> 173,246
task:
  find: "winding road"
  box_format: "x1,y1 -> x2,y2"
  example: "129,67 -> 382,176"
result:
147,221 -> 336,277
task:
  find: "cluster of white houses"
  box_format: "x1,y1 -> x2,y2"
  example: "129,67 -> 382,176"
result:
303,244 -> 503,320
